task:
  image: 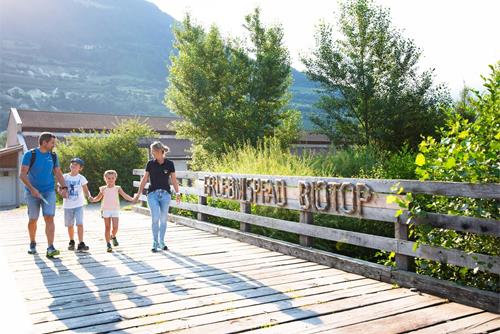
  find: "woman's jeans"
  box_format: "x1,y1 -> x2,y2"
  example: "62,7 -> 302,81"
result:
147,189 -> 171,245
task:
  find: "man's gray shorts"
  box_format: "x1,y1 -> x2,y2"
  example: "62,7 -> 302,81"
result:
64,207 -> 84,227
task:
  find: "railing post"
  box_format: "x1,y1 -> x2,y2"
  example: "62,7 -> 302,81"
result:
395,217 -> 413,271
299,211 -> 314,247
240,202 -> 251,232
198,195 -> 207,222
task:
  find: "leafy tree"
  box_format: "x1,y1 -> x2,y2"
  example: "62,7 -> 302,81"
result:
165,9 -> 301,166
414,62 -> 499,291
56,120 -> 157,195
302,0 -> 450,151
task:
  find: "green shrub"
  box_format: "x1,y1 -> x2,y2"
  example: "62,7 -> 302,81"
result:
413,62 -> 500,291
310,145 -> 381,177
56,120 -> 158,195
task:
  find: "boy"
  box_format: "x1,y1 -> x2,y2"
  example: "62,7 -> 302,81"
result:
61,158 -> 92,252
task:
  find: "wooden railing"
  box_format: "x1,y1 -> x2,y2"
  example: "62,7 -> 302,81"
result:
133,170 -> 500,313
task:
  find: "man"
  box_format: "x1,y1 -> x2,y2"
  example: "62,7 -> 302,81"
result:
19,132 -> 68,257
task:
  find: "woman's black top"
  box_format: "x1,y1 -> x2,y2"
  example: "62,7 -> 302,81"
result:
145,159 -> 175,193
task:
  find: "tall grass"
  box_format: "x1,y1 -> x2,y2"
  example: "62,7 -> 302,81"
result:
209,137 -> 315,176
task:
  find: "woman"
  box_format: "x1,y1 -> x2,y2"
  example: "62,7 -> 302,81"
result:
135,141 -> 181,252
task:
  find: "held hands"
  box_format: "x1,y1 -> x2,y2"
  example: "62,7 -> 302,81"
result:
132,193 -> 140,204
59,187 -> 69,199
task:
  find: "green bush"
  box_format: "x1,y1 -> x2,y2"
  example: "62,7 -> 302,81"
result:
56,120 -> 158,195
413,62 -> 500,291
310,145 -> 417,180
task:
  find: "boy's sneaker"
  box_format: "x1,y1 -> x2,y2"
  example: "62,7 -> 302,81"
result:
77,242 -> 89,252
28,241 -> 37,255
159,242 -> 169,251
68,240 -> 75,251
46,246 -> 60,258
111,236 -> 119,247
151,241 -> 159,253
106,243 -> 113,253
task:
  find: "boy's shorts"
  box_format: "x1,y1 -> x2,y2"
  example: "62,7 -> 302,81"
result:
101,210 -> 120,218
64,206 -> 84,227
25,190 -> 56,219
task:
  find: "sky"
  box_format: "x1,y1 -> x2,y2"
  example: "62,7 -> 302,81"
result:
150,0 -> 499,97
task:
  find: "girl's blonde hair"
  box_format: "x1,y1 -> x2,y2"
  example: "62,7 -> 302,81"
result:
150,141 -> 170,158
103,170 -> 118,178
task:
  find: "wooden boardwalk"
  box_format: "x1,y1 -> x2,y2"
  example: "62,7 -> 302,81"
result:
0,206 -> 498,334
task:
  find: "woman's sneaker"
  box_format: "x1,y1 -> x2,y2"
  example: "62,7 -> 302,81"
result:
159,242 -> 169,251
46,246 -> 60,258
28,241 -> 37,255
111,236 -> 119,247
68,240 -> 75,251
151,241 -> 159,253
106,243 -> 113,253
77,242 -> 89,252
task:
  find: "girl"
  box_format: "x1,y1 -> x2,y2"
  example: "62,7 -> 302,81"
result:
92,170 -> 136,252
135,141 -> 181,252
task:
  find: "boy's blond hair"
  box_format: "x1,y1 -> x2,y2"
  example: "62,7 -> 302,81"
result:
103,170 -> 118,178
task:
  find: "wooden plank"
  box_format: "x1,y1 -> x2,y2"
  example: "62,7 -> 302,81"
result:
410,312 -> 500,334
53,280 -> 392,334
402,211 -> 500,237
395,216 -> 411,271
240,201 -> 251,232
27,263 -> 322,316
24,254 -> 302,303
168,214 -> 500,313
198,195 -> 208,221
135,170 -> 500,199
120,289 -> 440,334
17,247 -> 275,289
30,261 -> 330,325
324,302 -> 483,334
299,211 -> 314,247
390,270 -> 500,314
32,268 -> 365,333
136,193 -> 400,222
133,180 -> 406,211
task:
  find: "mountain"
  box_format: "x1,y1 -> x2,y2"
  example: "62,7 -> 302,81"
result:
0,0 -> 319,130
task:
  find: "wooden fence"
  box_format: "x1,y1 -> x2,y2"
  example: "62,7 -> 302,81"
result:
133,170 -> 500,313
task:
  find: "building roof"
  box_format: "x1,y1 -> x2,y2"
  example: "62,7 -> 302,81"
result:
298,132 -> 330,144
0,145 -> 23,158
16,109 -> 178,134
22,136 -> 192,159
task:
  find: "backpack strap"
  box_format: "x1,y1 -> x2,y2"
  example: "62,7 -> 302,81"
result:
28,149 -> 36,173
51,152 -> 57,169
27,149 -> 58,173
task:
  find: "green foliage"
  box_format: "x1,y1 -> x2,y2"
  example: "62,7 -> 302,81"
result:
206,136 -> 315,176
56,120 -> 158,195
0,130 -> 6,148
166,9 -> 301,166
302,0 -> 450,151
310,145 -> 416,179
414,62 -> 500,291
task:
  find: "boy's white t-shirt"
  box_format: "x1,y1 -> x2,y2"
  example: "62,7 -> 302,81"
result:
62,173 -> 88,209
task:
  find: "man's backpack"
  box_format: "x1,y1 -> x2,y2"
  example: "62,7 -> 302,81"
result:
28,149 -> 57,173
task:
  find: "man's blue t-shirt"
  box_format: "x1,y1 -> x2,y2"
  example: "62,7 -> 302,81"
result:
21,148 -> 60,193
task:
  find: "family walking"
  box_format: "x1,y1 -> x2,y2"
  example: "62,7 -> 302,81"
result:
19,132 -> 180,257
